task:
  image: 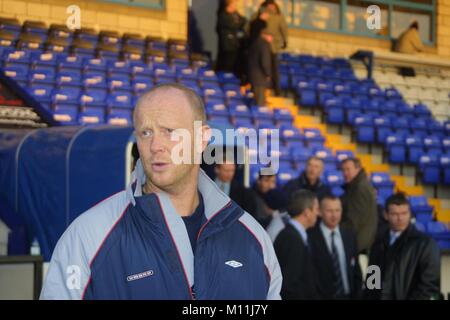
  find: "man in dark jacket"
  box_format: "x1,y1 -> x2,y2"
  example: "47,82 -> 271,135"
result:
247,18 -> 272,106
340,158 -> 378,253
365,192 -> 441,300
283,156 -> 331,201
216,0 -> 246,73
214,160 -> 258,218
274,190 -> 320,300
309,194 -> 362,300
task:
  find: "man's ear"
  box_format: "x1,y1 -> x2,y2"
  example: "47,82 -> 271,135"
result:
200,125 -> 212,153
383,211 -> 389,221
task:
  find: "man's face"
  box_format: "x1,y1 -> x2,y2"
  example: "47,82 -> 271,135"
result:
215,163 -> 236,183
320,198 -> 342,230
305,198 -> 319,229
385,204 -> 411,233
306,159 -> 324,183
342,161 -> 360,183
134,88 -> 207,192
256,175 -> 276,194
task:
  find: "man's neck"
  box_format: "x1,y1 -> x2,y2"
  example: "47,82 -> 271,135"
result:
295,216 -> 309,230
143,174 -> 200,217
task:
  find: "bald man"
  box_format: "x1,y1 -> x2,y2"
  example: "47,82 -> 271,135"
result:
40,83 -> 282,300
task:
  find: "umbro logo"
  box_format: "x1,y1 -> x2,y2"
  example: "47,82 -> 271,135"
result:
225,260 -> 243,268
127,270 -> 154,282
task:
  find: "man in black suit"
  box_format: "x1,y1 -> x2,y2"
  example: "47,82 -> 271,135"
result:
366,192 -> 441,300
308,194 -> 362,300
214,160 -> 257,217
274,189 -> 320,300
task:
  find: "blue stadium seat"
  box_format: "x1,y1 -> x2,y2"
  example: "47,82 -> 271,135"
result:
427,221 -> 447,235
82,71 -> 107,89
106,91 -> 133,109
108,75 -> 131,91
106,109 -> 132,126
314,147 -> 336,170
277,168 -> 298,187
424,136 -> 442,154
409,195 -> 433,220
202,85 -> 225,100
217,71 -> 240,85
56,69 -> 81,86
83,57 -> 107,72
57,55 -> 83,70
29,67 -> 55,84
427,120 -> 445,138
176,67 -> 197,81
78,108 -> 105,125
229,103 -> 251,120
443,137 -> 450,154
280,126 -> 303,143
325,170 -> 344,187
198,69 -> 219,85
52,104 -> 78,125
80,88 -> 107,107
324,97 -> 345,125
26,83 -> 53,103
292,147 -> 313,165
414,221 -> 426,232
131,76 -> 154,95
386,134 -> 406,164
303,128 -> 325,147
354,114 -> 375,144
31,51 -> 61,67
52,86 -> 81,104
418,153 -> 441,184
274,108 -> 293,126
130,62 -> 153,77
441,154 -> 450,186
107,60 -> 131,75
413,103 -> 432,118
374,116 -> 392,144
298,88 -> 317,108
406,135 -> 425,165
3,65 -> 29,81
206,102 -> 229,122
410,118 -> 428,137
335,150 -> 354,162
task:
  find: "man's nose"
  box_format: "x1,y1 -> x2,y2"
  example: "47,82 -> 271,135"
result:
149,133 -> 165,153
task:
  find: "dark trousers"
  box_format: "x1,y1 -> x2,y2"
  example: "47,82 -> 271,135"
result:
271,53 -> 281,96
252,85 -> 266,106
216,50 -> 238,73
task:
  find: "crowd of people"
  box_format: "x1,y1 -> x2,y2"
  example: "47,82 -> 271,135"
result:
213,156 -> 442,300
215,0 -> 288,105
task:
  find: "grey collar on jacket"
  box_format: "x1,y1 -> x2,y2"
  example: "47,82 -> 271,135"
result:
126,159 -> 231,220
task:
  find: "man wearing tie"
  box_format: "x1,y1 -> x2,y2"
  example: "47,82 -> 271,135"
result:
274,190 -> 320,299
308,194 -> 362,299
366,192 -> 441,300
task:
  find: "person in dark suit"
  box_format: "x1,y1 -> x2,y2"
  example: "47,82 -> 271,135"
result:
365,192 -> 441,300
274,189 -> 320,300
216,0 -> 246,73
283,156 -> 331,201
308,194 -> 362,300
214,160 -> 257,218
247,18 -> 272,106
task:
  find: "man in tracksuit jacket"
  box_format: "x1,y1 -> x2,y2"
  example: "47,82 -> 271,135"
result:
40,83 -> 282,300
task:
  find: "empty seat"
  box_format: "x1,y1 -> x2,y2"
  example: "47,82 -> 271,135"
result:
106,91 -> 133,109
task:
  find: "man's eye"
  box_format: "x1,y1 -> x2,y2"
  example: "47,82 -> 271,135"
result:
142,130 -> 152,137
